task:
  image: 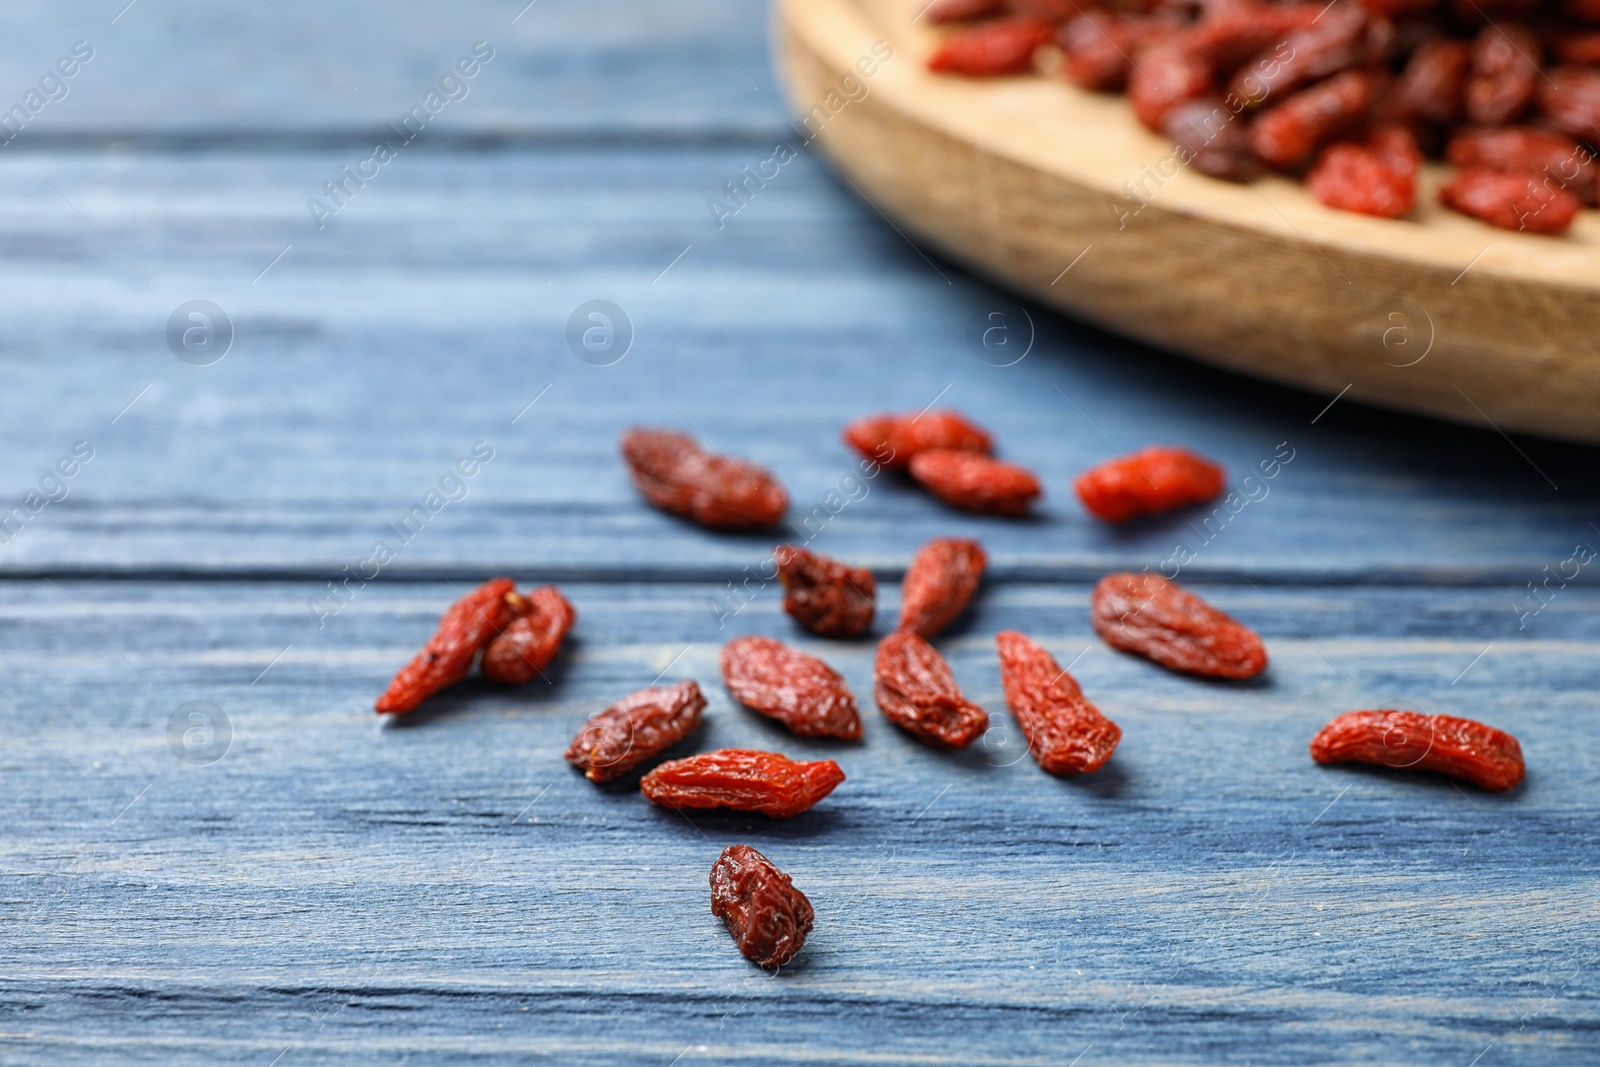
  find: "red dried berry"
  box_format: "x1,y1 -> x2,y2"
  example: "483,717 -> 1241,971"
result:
1309,710 -> 1525,791
1061,13 -> 1181,91
1552,30 -> 1600,65
721,636 -> 863,740
996,631 -> 1122,774
1439,167 -> 1582,233
1074,445 -> 1225,523
642,749 -> 846,818
1448,125 -> 1597,204
927,18 -> 1054,75
564,680 -> 706,783
1307,126 -> 1421,218
1129,39 -> 1215,129
481,586 -> 576,685
1538,65 -> 1600,141
908,449 -> 1041,516
1393,38 -> 1471,124
375,578 -> 518,714
774,545 -> 876,639
899,537 -> 987,639
1163,97 -> 1258,180
841,410 -> 992,471
1091,572 -> 1267,679
925,0 -> 1004,22
1227,4 -> 1365,105
710,845 -> 813,968
874,630 -> 989,748
620,428 -> 787,530
1249,70 -> 1372,170
1465,24 -> 1540,126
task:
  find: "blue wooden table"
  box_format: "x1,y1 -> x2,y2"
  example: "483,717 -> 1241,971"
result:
1,2 -> 1597,1063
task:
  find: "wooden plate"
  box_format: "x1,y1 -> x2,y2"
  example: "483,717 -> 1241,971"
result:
774,0 -> 1600,443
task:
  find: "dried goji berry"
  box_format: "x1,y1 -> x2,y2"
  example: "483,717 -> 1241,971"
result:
376,578 -> 518,714
925,0 -> 1004,22
1074,445 -> 1224,523
1446,126 -> 1596,204
564,680 -> 706,783
1552,29 -> 1600,65
899,537 -> 987,638
875,630 -> 989,748
1091,572 -> 1267,679
775,545 -> 876,639
1129,39 -> 1215,129
710,844 -> 813,968
1392,38 -> 1471,124
927,18 -> 1054,75
841,410 -> 992,471
721,636 -> 863,740
1163,97 -> 1258,180
1538,64 -> 1600,140
1061,13 -> 1181,91
908,449 -> 1041,516
1309,709 -> 1525,791
642,749 -> 846,817
1439,167 -> 1582,233
996,631 -> 1122,774
1465,24 -> 1540,126
620,428 -> 787,530
1249,70 -> 1372,170
1227,4 -> 1365,105
481,586 -> 576,685
1307,125 -> 1420,218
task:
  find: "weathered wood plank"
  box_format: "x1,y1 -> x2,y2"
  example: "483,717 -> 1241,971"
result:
0,0 -> 784,142
0,149 -> 1596,579
2,580 -> 1595,1064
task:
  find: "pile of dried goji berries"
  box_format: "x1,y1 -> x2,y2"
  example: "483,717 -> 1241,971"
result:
926,0 -> 1599,233
372,409 -> 1527,970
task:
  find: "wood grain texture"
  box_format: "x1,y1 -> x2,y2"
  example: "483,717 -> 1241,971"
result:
776,0 -> 1600,443
3,580 -> 1598,1065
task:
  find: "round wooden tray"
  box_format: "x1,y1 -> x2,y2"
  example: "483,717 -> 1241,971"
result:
774,0 -> 1600,443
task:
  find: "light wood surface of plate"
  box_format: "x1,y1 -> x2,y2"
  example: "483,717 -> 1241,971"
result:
775,0 -> 1600,443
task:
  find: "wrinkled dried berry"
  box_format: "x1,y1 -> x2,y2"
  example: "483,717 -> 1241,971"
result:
927,18 -> 1054,75
565,680 -> 706,783
1074,445 -> 1225,523
842,410 -> 993,471
376,578 -> 517,714
1393,38 -> 1470,124
775,545 -> 876,639
908,449 -> 1041,516
1538,65 -> 1600,142
710,845 -> 813,968
1447,125 -> 1597,204
1091,572 -> 1267,679
481,586 -> 576,685
875,630 -> 989,748
642,749 -> 846,817
1249,70 -> 1372,170
899,537 -> 987,638
1465,24 -> 1540,126
1439,167 -> 1582,233
1130,39 -> 1214,129
1310,709 -> 1525,791
1307,125 -> 1420,218
721,635 -> 863,740
1163,97 -> 1257,180
1061,12 -> 1181,91
996,631 -> 1122,774
621,427 -> 787,530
